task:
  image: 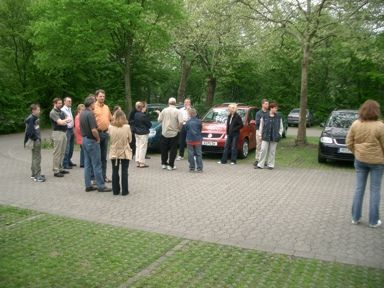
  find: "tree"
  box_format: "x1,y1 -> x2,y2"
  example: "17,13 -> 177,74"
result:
238,0 -> 370,145
31,0 -> 181,113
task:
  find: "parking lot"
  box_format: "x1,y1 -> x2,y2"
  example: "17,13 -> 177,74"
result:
0,131 -> 383,269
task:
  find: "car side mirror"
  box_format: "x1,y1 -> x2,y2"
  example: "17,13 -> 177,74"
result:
320,122 -> 324,127
250,120 -> 256,125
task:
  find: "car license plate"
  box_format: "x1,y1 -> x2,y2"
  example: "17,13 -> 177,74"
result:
202,141 -> 217,146
339,147 -> 352,154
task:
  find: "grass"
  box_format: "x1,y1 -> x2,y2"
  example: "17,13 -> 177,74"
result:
1,205 -> 383,288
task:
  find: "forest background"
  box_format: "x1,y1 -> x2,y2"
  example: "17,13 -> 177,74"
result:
1,0 -> 383,142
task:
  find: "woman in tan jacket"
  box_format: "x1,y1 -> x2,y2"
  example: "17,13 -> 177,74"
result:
346,100 -> 384,228
108,110 -> 132,196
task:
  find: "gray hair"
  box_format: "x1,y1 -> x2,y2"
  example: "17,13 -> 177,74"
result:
188,108 -> 197,117
168,97 -> 176,105
84,96 -> 96,108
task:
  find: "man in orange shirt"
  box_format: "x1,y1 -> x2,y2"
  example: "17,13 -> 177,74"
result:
93,89 -> 112,182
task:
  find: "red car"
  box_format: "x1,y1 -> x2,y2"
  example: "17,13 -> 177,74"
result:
201,103 -> 258,158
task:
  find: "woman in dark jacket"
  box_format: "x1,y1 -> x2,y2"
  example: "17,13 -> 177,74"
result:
218,103 -> 244,164
256,102 -> 283,169
133,102 -> 152,168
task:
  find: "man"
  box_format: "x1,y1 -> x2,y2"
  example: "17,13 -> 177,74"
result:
217,103 -> 243,165
93,89 -> 112,182
62,97 -> 76,169
254,99 -> 269,167
50,98 -> 70,177
157,97 -> 183,170
24,104 -> 45,182
176,98 -> 192,160
80,96 -> 112,192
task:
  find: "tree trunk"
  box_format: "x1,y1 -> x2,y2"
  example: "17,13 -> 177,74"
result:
124,55 -> 133,115
296,41 -> 310,145
177,56 -> 191,103
206,76 -> 216,107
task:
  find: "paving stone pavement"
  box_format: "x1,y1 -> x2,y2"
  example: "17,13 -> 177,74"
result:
0,131 -> 383,269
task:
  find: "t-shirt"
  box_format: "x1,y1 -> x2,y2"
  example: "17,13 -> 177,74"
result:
49,108 -> 67,132
80,109 -> 98,140
158,105 -> 183,138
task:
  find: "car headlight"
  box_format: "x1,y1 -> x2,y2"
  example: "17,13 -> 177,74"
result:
320,137 -> 333,144
149,129 -> 156,137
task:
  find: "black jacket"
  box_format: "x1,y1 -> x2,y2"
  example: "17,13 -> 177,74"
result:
24,114 -> 40,145
226,113 -> 243,136
261,113 -> 282,142
134,111 -> 152,135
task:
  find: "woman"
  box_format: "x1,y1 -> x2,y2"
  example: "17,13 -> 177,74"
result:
108,110 -> 132,196
257,102 -> 283,170
347,100 -> 384,228
134,101 -> 152,168
74,104 -> 85,167
218,103 -> 243,165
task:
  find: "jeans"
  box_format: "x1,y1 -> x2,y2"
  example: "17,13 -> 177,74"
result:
188,144 -> 203,171
352,159 -> 383,225
79,144 -> 84,167
160,135 -> 178,168
179,126 -> 187,157
99,132 -> 109,179
83,137 -> 105,190
111,159 -> 129,195
63,128 -> 74,167
221,133 -> 239,163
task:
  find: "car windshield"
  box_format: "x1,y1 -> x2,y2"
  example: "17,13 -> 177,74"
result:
326,112 -> 358,128
202,108 -> 246,123
146,108 -> 161,122
290,109 -> 300,113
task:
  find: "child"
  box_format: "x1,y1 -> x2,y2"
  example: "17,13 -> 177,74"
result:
24,104 -> 45,182
185,108 -> 203,172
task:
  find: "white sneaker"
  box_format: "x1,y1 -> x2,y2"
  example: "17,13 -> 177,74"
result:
176,156 -> 183,160
167,165 -> 176,171
369,220 -> 382,228
162,165 -> 167,169
351,219 -> 360,225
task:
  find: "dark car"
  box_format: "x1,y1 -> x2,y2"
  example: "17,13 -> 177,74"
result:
288,108 -> 314,127
147,103 -> 166,151
201,103 -> 258,159
318,109 -> 359,163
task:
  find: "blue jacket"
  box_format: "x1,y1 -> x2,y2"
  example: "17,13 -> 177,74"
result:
134,111 -> 152,135
261,113 -> 283,142
185,117 -> 202,143
24,114 -> 41,145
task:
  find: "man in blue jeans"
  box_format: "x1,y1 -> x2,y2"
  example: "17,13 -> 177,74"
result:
80,96 -> 112,192
62,97 -> 76,169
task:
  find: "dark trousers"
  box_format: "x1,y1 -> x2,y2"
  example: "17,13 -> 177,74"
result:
111,159 -> 129,195
99,132 -> 109,179
63,128 -> 74,167
178,126 -> 187,157
131,132 -> 136,156
221,133 -> 239,163
160,135 -> 178,168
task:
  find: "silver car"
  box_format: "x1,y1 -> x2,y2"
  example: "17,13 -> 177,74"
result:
287,108 -> 313,127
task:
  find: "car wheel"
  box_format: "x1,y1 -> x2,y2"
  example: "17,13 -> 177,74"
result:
318,153 -> 326,163
239,138 -> 249,159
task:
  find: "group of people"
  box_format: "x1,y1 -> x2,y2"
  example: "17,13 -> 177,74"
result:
23,95 -> 383,228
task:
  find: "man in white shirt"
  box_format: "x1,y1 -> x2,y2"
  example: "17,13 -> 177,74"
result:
157,97 -> 183,170
177,98 -> 192,160
62,97 -> 76,169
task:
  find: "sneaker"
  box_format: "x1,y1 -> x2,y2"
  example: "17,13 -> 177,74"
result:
196,169 -> 203,173
54,172 -> 64,177
98,187 -> 112,192
34,175 -> 46,182
351,219 -> 360,225
70,162 -> 77,167
253,161 -> 258,167
60,170 -> 69,174
167,165 -> 176,171
217,161 -> 223,164
85,186 -> 97,192
189,168 -> 195,172
162,165 -> 167,169
369,220 -> 382,228
230,162 -> 236,165
176,156 -> 184,161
